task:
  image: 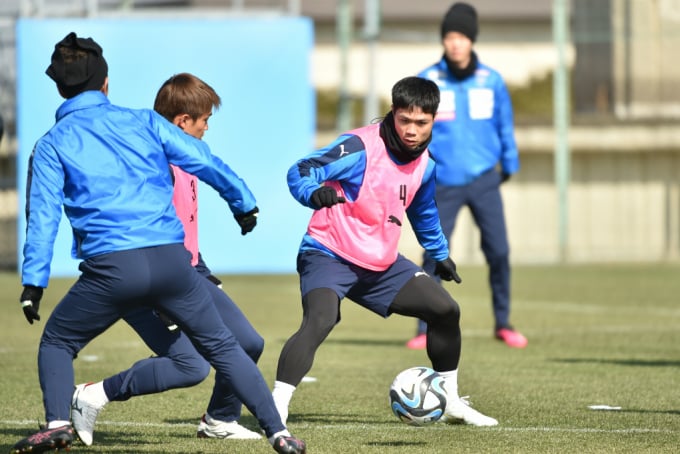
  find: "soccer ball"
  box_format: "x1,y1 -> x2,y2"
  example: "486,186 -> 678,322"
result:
389,366 -> 447,426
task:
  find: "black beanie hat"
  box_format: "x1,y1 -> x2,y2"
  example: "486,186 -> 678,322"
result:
440,2 -> 478,42
46,32 -> 108,98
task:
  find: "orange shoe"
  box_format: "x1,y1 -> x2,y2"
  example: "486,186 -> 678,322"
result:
495,328 -> 528,348
406,333 -> 427,350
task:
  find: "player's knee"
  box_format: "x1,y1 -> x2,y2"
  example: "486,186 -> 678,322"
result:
303,287 -> 341,337
439,299 -> 461,324
426,284 -> 460,325
177,356 -> 211,386
421,294 -> 459,326
485,249 -> 509,267
306,312 -> 337,339
391,275 -> 460,324
241,334 -> 265,363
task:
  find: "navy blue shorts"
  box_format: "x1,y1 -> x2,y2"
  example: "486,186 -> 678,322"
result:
297,249 -> 425,317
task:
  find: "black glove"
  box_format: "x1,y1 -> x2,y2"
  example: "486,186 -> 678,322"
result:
206,274 -> 223,289
434,258 -> 462,284
500,171 -> 511,183
20,285 -> 43,324
310,186 -> 346,208
234,206 -> 259,236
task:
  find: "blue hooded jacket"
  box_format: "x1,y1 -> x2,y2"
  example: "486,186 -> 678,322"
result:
23,90 -> 256,287
418,57 -> 519,186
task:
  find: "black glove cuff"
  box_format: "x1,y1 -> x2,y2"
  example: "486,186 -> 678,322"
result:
21,285 -> 43,303
234,206 -> 259,222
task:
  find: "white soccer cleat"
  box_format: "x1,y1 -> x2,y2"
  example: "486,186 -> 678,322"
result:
71,383 -> 107,445
442,395 -> 498,427
196,413 -> 262,440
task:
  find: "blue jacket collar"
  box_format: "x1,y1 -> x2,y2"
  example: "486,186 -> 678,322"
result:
55,90 -> 110,121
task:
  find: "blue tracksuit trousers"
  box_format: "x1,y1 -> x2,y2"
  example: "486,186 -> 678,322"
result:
38,244 -> 283,436
111,273 -> 264,421
422,169 -> 511,332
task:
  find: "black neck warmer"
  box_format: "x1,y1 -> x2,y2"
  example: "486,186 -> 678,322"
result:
379,111 -> 432,163
444,50 -> 478,80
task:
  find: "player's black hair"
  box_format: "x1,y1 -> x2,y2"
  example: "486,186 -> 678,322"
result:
391,76 -> 440,116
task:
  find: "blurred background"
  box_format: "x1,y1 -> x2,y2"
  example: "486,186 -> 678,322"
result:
1,0 -> 680,272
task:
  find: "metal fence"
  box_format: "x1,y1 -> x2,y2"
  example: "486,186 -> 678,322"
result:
572,0 -> 680,120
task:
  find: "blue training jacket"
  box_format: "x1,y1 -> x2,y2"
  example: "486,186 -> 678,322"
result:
287,131 -> 449,263
23,90 -> 256,288
418,57 -> 519,186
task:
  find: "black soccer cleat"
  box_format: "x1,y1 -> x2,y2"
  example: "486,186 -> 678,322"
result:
272,435 -> 307,454
11,425 -> 74,453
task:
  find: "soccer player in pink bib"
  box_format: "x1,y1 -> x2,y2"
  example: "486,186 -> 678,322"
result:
272,76 -> 498,428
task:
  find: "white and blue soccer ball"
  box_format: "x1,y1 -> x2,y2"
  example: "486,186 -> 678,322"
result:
389,366 -> 447,426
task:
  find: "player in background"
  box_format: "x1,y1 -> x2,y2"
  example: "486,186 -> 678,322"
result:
272,76 -> 498,428
69,73 -> 266,446
12,32 -> 305,454
407,2 -> 527,350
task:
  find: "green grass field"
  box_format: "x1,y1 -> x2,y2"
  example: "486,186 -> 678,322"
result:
1,264 -> 679,453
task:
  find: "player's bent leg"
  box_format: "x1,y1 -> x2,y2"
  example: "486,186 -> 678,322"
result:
391,275 -> 498,427
203,285 -> 267,424
276,288 -> 339,386
204,374 -> 244,428
274,288 -> 340,424
390,274 -> 462,371
209,283 -> 265,363
123,308 -> 212,396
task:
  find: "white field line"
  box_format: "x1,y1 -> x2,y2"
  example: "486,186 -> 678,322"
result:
1,419 -> 194,429
1,419 -> 677,434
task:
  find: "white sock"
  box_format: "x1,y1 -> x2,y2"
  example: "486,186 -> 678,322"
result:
268,429 -> 292,445
271,381 -> 296,425
87,381 -> 110,406
438,369 -> 459,401
204,412 -> 225,424
47,420 -> 71,429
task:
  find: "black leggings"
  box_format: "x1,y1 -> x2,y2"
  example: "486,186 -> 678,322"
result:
389,274 -> 461,371
276,275 -> 461,386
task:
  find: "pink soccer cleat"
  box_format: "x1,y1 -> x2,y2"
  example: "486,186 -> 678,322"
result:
406,333 -> 427,350
495,328 -> 528,348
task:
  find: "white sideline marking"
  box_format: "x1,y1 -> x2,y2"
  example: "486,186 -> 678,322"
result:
292,424 -> 678,434
1,419 -> 676,434
1,419 -> 194,429
80,355 -> 100,362
496,426 -> 671,434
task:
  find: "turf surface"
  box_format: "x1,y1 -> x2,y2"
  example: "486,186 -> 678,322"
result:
1,264 -> 679,453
